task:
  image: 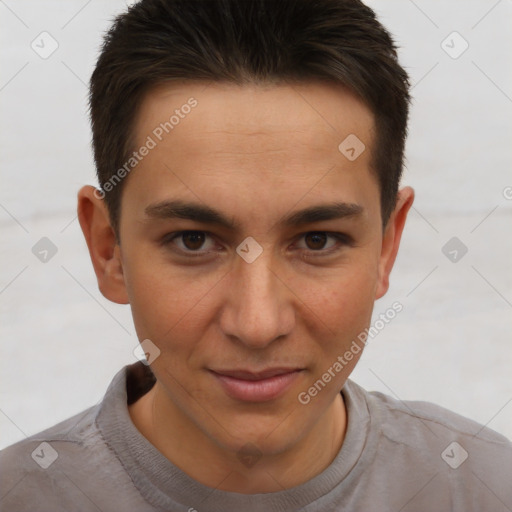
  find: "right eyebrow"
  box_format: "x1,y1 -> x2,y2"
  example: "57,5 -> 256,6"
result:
144,200 -> 240,230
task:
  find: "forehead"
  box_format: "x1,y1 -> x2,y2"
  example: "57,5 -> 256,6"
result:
123,81 -> 379,228
134,80 -> 374,155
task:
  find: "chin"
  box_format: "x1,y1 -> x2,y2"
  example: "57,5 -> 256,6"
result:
208,412 -> 303,456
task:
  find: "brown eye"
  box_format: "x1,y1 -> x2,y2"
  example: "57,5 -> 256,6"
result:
296,232 -> 352,255
181,231 -> 206,250
304,232 -> 328,250
162,230 -> 218,255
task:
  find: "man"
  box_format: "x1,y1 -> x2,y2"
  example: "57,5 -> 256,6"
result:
1,0 -> 511,510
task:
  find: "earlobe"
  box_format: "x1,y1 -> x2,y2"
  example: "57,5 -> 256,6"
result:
77,185 -> 129,304
375,186 -> 415,300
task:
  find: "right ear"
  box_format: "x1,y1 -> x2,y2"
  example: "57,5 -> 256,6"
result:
77,185 -> 129,304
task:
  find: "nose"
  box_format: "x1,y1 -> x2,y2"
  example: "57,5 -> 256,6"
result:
219,249 -> 295,349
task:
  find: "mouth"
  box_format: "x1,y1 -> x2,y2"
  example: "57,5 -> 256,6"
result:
209,367 -> 304,402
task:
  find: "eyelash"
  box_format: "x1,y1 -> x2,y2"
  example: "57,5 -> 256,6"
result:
161,230 -> 353,258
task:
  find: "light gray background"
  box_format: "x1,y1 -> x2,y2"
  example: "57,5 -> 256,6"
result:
1,0 -> 511,450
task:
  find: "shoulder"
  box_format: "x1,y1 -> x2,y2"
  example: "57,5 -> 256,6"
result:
0,403 -> 100,464
343,380 -> 512,509
0,365 -> 151,512
364,384 -> 512,448
0,405 -> 105,510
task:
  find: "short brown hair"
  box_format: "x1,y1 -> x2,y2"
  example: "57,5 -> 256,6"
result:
89,0 -> 410,234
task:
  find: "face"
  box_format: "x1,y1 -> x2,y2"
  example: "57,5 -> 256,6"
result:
89,81 -> 411,456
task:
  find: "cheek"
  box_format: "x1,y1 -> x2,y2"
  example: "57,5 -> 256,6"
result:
122,249 -> 221,345
333,273 -> 375,329
125,265 -> 218,392
307,257 -> 377,320
304,261 -> 378,354
295,267 -> 376,405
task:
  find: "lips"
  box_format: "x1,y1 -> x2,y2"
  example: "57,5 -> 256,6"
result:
209,367 -> 303,402
212,368 -> 301,380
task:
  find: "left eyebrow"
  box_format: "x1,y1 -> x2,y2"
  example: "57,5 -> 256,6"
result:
144,199 -> 364,231
281,202 -> 364,227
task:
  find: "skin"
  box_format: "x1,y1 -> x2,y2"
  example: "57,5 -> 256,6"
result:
78,81 -> 414,493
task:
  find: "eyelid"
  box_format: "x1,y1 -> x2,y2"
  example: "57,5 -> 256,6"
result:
293,232 -> 354,256
162,230 -> 219,255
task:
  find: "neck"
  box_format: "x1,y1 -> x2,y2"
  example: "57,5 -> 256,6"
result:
129,383 -> 347,493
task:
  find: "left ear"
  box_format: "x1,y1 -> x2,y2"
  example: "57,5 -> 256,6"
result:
375,186 -> 414,299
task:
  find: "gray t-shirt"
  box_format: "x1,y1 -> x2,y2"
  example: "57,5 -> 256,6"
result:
1,362 -> 511,511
